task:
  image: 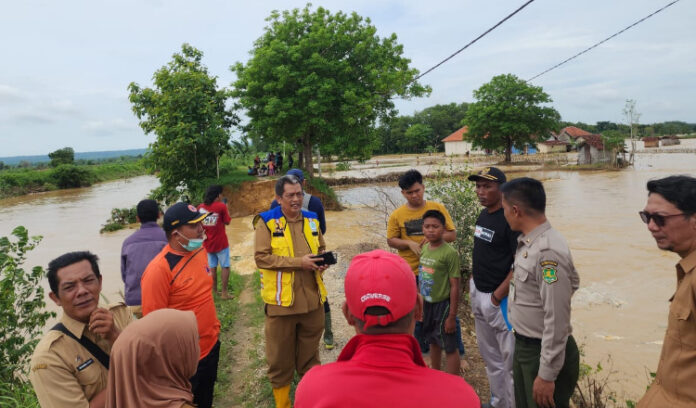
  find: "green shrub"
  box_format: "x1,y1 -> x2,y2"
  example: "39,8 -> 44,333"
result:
0,227 -> 55,390
100,207 -> 138,233
51,164 -> 94,188
335,161 -> 352,171
427,166 -> 480,279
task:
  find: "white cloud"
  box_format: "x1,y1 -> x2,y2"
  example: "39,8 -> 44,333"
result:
82,118 -> 136,135
0,84 -> 26,104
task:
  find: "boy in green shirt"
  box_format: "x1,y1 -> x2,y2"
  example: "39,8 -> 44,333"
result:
419,210 -> 461,375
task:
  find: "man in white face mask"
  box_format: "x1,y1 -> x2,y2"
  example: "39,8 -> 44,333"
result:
141,202 -> 221,408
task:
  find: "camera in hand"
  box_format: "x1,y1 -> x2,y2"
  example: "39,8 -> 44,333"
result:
312,251 -> 337,266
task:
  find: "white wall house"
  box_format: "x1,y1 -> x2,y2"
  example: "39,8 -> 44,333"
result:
442,126 -> 486,156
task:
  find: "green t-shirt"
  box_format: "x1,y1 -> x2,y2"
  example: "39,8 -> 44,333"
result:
418,242 -> 460,303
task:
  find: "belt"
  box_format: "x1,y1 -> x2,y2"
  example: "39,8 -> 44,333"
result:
514,331 -> 541,345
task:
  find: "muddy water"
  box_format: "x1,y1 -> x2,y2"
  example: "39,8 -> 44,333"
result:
0,175 -> 160,321
2,153 -> 694,398
334,153 -> 696,399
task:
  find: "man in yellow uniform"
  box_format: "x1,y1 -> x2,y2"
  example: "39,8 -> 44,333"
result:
254,174 -> 329,408
637,175 -> 696,407
30,251 -> 132,408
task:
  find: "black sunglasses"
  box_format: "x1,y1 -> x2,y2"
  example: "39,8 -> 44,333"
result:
639,211 -> 686,227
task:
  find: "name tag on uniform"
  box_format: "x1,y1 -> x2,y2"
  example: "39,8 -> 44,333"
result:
272,232 -> 284,237
77,358 -> 94,371
509,281 -> 516,301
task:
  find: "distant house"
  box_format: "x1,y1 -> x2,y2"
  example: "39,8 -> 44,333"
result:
556,126 -> 593,144
442,126 -> 486,156
642,137 -> 659,148
660,135 -> 681,146
576,134 -> 610,164
537,140 -> 570,153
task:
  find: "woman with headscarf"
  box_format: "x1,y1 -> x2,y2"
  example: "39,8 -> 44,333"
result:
106,308 -> 199,408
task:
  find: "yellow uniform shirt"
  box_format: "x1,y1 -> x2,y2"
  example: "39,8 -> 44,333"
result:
387,201 -> 455,273
29,303 -> 132,408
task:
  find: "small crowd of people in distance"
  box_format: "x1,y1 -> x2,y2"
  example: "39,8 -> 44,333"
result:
249,151 -> 286,176
27,166 -> 696,408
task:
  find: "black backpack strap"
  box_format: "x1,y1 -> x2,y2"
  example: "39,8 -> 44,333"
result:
52,323 -> 110,369
169,248 -> 205,285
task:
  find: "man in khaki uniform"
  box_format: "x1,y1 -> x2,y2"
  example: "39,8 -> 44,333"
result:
30,251 -> 132,408
637,175 -> 696,407
254,175 -> 329,408
501,178 -> 580,408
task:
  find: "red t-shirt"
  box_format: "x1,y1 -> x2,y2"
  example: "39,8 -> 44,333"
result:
141,246 -> 221,359
295,334 -> 480,407
197,201 -> 231,253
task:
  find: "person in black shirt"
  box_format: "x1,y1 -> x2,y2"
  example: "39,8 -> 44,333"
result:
468,167 -> 519,408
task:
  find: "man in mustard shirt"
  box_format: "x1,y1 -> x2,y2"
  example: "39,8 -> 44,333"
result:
30,251 -> 132,408
254,175 -> 330,408
637,175 -> 696,407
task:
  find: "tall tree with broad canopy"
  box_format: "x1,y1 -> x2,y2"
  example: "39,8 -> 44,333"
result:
463,74 -> 560,162
128,44 -> 237,202
231,5 -> 429,176
48,147 -> 74,167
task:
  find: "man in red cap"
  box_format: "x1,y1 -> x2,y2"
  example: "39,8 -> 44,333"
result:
294,249 -> 480,408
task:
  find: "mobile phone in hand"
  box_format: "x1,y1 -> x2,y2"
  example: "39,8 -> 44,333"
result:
312,251 -> 337,266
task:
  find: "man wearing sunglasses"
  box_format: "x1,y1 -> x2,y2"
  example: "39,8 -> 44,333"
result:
637,175 -> 696,408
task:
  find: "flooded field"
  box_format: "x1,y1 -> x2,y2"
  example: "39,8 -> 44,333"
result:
1,151 -> 694,398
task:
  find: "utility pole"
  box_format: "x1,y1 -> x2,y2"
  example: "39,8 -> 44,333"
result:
623,99 -> 641,166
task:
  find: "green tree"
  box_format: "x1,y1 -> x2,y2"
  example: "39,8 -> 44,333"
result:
231,4 -> 429,175
0,227 -> 55,392
414,102 -> 468,151
48,147 -> 74,167
403,123 -> 433,153
128,44 -> 237,202
464,74 -> 560,162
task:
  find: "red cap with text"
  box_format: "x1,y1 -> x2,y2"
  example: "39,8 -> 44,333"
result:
345,249 -> 417,329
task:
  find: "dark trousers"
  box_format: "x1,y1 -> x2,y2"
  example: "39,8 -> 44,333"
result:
414,276 -> 465,355
513,334 -> 579,408
190,340 -> 221,408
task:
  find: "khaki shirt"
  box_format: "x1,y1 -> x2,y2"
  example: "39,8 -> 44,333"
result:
638,249 -> 696,407
509,221 -> 579,381
255,213 -> 326,316
29,303 -> 132,408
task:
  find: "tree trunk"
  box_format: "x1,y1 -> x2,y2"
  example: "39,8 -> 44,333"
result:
505,138 -> 512,163
298,144 -> 304,170
303,133 -> 313,177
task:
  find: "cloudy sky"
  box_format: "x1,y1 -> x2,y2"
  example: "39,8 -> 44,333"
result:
1,0 -> 694,156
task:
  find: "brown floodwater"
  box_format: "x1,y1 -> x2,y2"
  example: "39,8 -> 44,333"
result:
1,152 -> 694,398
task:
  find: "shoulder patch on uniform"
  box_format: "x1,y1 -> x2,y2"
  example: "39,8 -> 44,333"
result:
542,267 -> 558,284
540,260 -> 558,267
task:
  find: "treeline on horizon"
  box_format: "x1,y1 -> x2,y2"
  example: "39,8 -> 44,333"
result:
372,101 -> 696,155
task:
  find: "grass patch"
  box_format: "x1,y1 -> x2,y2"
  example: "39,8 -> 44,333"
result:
0,380 -> 40,407
213,269 -> 245,403
0,161 -> 147,199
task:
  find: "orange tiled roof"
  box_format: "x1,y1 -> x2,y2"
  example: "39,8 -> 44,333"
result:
442,126 -> 469,142
560,126 -> 593,139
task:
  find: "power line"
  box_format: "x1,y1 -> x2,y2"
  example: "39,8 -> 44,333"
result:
527,0 -> 682,82
414,0 -> 536,81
